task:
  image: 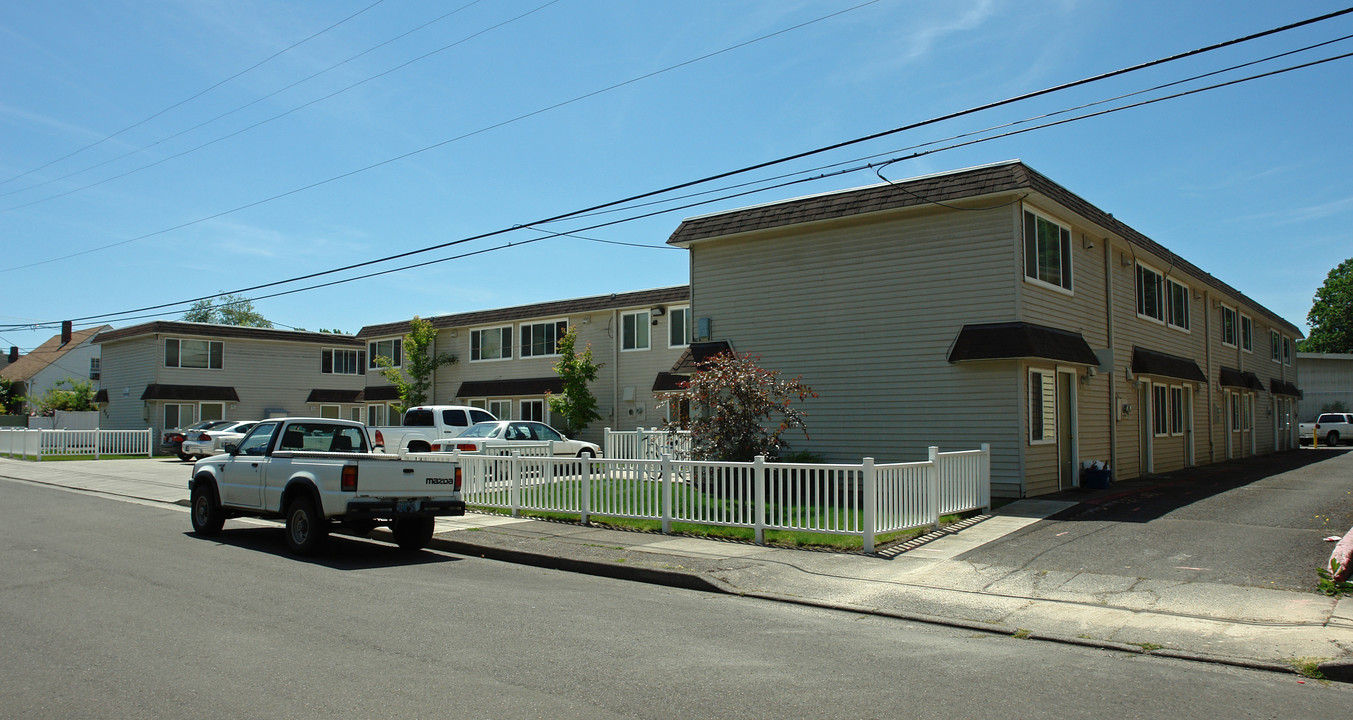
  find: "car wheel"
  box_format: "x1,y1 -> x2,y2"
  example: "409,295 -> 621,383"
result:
391,517 -> 434,552
176,451 -> 192,461
190,481 -> 225,536
577,448 -> 595,459
1329,431 -> 1342,447
285,495 -> 327,555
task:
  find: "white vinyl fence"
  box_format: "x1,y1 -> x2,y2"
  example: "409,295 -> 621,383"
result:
456,444 -> 989,552
0,428 -> 153,460
603,427 -> 692,461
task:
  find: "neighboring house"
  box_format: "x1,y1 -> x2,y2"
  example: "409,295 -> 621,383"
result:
357,286 -> 692,443
0,346 -> 17,373
93,322 -> 367,438
1297,352 -> 1353,420
667,160 -> 1304,498
0,324 -> 111,413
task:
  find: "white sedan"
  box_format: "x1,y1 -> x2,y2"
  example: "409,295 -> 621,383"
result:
430,421 -> 600,458
180,420 -> 258,460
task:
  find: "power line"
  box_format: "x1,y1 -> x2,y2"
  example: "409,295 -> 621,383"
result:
0,0 -> 389,188
14,43 -> 1353,334
0,1 -> 489,201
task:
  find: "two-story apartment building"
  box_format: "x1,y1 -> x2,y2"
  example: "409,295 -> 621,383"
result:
357,286 -> 692,443
93,322 -> 367,436
667,160 -> 1303,498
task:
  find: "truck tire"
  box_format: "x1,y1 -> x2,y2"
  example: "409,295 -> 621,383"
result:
1329,431 -> 1342,447
285,496 -> 328,555
190,481 -> 225,536
391,517 -> 435,552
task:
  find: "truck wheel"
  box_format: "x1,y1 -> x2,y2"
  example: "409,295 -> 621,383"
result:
190,481 -> 225,536
391,517 -> 435,552
1329,431 -> 1342,447
285,496 -> 328,555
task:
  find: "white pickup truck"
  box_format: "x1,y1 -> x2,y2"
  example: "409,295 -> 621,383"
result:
1301,412 -> 1353,447
188,417 -> 466,554
370,405 -> 498,453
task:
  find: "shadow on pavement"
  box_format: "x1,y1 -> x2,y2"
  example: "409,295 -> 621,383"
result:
185,526 -> 461,570
1045,449 -> 1350,524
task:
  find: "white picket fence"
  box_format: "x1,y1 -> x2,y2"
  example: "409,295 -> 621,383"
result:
455,444 -> 990,552
603,427 -> 692,461
0,428 -> 153,460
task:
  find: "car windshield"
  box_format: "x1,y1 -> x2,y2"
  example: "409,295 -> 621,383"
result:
190,420 -> 231,431
459,422 -> 501,439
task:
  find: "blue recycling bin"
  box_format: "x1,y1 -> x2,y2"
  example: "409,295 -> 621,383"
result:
1082,468 -> 1112,490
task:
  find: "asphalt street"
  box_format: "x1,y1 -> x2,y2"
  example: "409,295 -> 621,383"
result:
3,479 -> 1349,718
960,449 -> 1353,590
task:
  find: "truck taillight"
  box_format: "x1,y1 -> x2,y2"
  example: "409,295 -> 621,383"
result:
341,465 -> 358,492
455,467 -> 462,491
373,429 -> 385,448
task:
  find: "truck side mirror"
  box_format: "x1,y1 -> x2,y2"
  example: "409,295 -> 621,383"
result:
223,443 -> 238,455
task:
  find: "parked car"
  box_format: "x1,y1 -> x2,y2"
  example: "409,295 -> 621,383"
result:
180,420 -> 257,460
430,420 -> 601,458
1300,413 -> 1353,446
161,420 -> 236,460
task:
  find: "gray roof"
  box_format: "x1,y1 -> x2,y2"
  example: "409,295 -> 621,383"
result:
358,286 -> 690,338
95,321 -> 362,346
667,161 -> 1301,337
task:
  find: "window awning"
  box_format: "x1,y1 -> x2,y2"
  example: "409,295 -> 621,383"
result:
1131,347 -> 1206,383
669,341 -> 733,374
305,389 -> 363,404
1218,367 -> 1266,392
94,389 -> 109,403
360,385 -> 401,402
456,377 -> 563,398
947,322 -> 1098,365
652,372 -> 689,392
139,384 -> 239,402
1270,379 -> 1303,398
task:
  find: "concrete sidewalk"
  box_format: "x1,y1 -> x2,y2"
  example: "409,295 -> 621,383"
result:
4,455 -> 1351,679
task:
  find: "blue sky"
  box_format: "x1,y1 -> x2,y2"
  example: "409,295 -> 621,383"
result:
2,0 -> 1351,354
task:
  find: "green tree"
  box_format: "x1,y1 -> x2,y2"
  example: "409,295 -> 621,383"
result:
374,316 -> 456,413
182,293 -> 273,328
657,351 -> 816,461
1302,257 -> 1353,353
547,327 -> 602,437
0,376 -> 21,414
34,378 -> 98,413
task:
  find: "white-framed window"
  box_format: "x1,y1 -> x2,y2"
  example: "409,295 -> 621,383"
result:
1243,394 -> 1253,432
1167,279 -> 1190,330
1028,369 -> 1055,445
350,407 -> 363,423
164,403 -> 194,429
367,403 -> 387,427
1271,330 -> 1281,363
1136,263 -> 1165,322
1169,386 -> 1185,436
199,402 -> 224,422
320,405 -> 341,419
488,399 -> 512,420
368,338 -> 402,369
165,338 -> 223,369
1240,314 -> 1253,353
669,306 -> 691,348
89,357 -> 101,380
1152,384 -> 1169,437
520,320 -> 568,358
622,310 -> 651,351
1220,305 -> 1237,348
1023,208 -> 1072,293
1283,336 -> 1292,365
471,326 -> 513,362
321,348 -> 363,375
520,399 -> 545,422
1230,393 -> 1242,432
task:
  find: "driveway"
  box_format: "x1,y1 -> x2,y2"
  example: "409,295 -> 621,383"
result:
959,449 -> 1353,592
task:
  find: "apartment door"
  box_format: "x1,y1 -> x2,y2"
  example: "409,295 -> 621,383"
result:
1057,370 -> 1077,490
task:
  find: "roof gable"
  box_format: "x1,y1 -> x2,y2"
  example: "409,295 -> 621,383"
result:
0,325 -> 110,382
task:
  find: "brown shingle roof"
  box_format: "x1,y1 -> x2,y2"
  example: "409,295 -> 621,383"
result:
94,321 -> 362,346
0,325 -> 111,383
667,161 -> 1301,337
358,286 -> 690,338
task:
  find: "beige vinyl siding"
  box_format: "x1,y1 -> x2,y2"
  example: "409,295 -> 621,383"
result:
97,337 -> 160,431
691,204 -> 1025,494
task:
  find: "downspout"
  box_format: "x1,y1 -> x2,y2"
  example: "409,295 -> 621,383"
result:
1204,290 -> 1214,463
612,308 -> 620,429
1104,239 -> 1116,477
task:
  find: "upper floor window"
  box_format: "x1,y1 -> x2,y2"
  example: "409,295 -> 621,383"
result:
1220,305 -> 1237,348
622,310 -> 651,351
520,320 -> 568,358
368,338 -> 402,369
1023,209 -> 1072,292
165,338 -> 223,369
471,326 -> 513,361
1167,279 -> 1189,330
669,306 -> 690,348
1240,314 -> 1253,352
1136,264 -> 1164,322
1283,336 -> 1292,365
321,348 -> 364,375
89,357 -> 101,380
1271,330 -> 1281,362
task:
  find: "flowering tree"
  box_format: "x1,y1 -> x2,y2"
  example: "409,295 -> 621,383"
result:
657,351 -> 816,461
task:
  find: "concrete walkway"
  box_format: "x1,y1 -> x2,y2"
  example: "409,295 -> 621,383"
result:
4,454 -> 1351,679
